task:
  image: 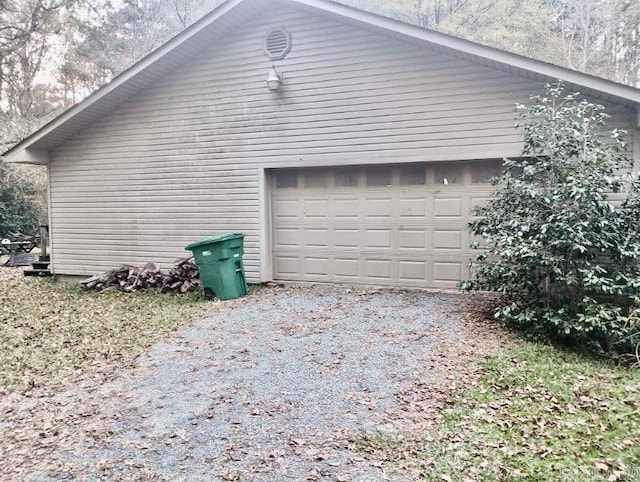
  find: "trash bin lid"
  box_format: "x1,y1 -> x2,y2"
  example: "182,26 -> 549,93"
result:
185,233 -> 245,250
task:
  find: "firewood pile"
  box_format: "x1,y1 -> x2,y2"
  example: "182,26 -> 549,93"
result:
81,258 -> 200,293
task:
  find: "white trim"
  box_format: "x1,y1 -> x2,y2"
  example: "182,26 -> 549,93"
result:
258,166 -> 272,282
46,164 -> 55,274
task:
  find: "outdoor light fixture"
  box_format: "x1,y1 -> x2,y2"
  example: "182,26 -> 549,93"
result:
266,66 -> 282,91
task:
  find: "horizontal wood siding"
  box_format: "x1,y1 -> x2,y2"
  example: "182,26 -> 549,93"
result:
49,5 -> 637,279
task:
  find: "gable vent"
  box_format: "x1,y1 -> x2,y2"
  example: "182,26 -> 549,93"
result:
264,28 -> 291,60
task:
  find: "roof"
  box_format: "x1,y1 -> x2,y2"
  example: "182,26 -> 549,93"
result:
3,0 -> 640,164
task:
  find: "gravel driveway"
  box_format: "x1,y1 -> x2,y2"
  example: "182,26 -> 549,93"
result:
12,285 -> 470,481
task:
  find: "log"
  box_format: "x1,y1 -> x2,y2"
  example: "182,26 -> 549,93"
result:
81,258 -> 201,293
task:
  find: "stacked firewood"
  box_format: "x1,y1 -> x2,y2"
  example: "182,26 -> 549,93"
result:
81,258 -> 200,293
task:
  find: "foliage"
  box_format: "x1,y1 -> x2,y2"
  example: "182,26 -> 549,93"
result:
546,0 -> 640,85
441,0 -> 561,64
0,0 -> 77,150
461,83 -> 640,358
0,160 -> 45,236
355,321 -> 639,481
340,0 -> 640,87
58,0 -> 225,101
0,267 -> 211,391
429,343 -> 640,481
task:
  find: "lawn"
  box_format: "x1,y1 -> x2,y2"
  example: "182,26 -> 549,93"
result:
0,267 -> 210,391
359,339 -> 640,481
1,267 -> 638,480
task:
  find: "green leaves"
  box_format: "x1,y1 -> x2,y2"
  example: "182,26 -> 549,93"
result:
463,83 -> 640,360
0,160 -> 44,236
434,342 -> 640,480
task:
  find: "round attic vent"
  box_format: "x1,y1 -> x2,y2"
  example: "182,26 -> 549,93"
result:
264,28 -> 291,60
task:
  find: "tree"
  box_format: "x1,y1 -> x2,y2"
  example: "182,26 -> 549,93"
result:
599,0 -> 640,87
0,0 -> 72,58
442,0 -> 560,64
59,0 -> 224,100
339,0 -> 640,87
0,0 -> 78,150
0,160 -> 44,236
340,0 -> 494,30
545,0 -> 640,87
461,83 -> 640,359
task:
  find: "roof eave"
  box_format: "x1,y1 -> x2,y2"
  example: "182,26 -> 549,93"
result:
2,147 -> 49,165
1,0 -> 247,161
289,0 -> 640,106
2,0 -> 639,162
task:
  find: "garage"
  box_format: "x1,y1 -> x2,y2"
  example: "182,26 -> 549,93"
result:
5,0 -> 636,281
270,161 -> 500,289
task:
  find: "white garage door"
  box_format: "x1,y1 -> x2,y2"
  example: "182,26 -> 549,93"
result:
270,161 -> 499,289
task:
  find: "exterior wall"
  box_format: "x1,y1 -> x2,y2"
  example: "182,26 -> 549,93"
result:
48,5 -> 638,281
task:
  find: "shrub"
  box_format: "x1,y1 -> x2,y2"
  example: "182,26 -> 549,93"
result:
461,83 -> 640,360
0,159 -> 44,236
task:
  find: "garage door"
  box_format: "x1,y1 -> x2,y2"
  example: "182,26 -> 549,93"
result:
270,161 -> 499,289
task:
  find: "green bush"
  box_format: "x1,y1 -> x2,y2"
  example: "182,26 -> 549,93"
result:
0,160 -> 44,237
461,83 -> 640,360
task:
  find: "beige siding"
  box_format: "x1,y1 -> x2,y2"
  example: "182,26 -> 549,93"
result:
49,5 -> 637,280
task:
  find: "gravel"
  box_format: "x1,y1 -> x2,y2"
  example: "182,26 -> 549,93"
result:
21,284 -> 467,481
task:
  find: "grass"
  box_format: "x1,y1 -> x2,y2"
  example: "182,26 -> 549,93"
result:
0,267 -> 210,391
2,265 -> 638,479
359,341 -> 640,481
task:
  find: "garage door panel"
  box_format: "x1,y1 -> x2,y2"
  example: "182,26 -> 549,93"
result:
271,162 -> 492,288
399,229 -> 427,249
274,228 -> 300,248
274,199 -> 299,220
335,258 -> 359,278
433,230 -> 464,250
365,198 -> 393,218
365,229 -> 392,249
303,199 -> 330,218
334,228 -> 359,248
334,198 -> 360,219
399,198 -> 427,217
304,257 -> 330,276
433,261 -> 463,283
433,197 -> 464,217
365,259 -> 392,280
274,256 -> 299,276
303,228 -> 330,247
398,260 -> 426,281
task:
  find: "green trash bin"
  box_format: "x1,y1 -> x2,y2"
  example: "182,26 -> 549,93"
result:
185,233 -> 248,301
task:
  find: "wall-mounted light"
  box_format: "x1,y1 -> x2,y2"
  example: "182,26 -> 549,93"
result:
266,66 -> 282,91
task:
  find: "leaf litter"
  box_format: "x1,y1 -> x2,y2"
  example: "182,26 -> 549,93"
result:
4,271 -> 630,482
1,278 -> 494,481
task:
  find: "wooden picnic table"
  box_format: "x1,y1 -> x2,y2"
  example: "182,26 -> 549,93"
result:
0,240 -> 37,255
